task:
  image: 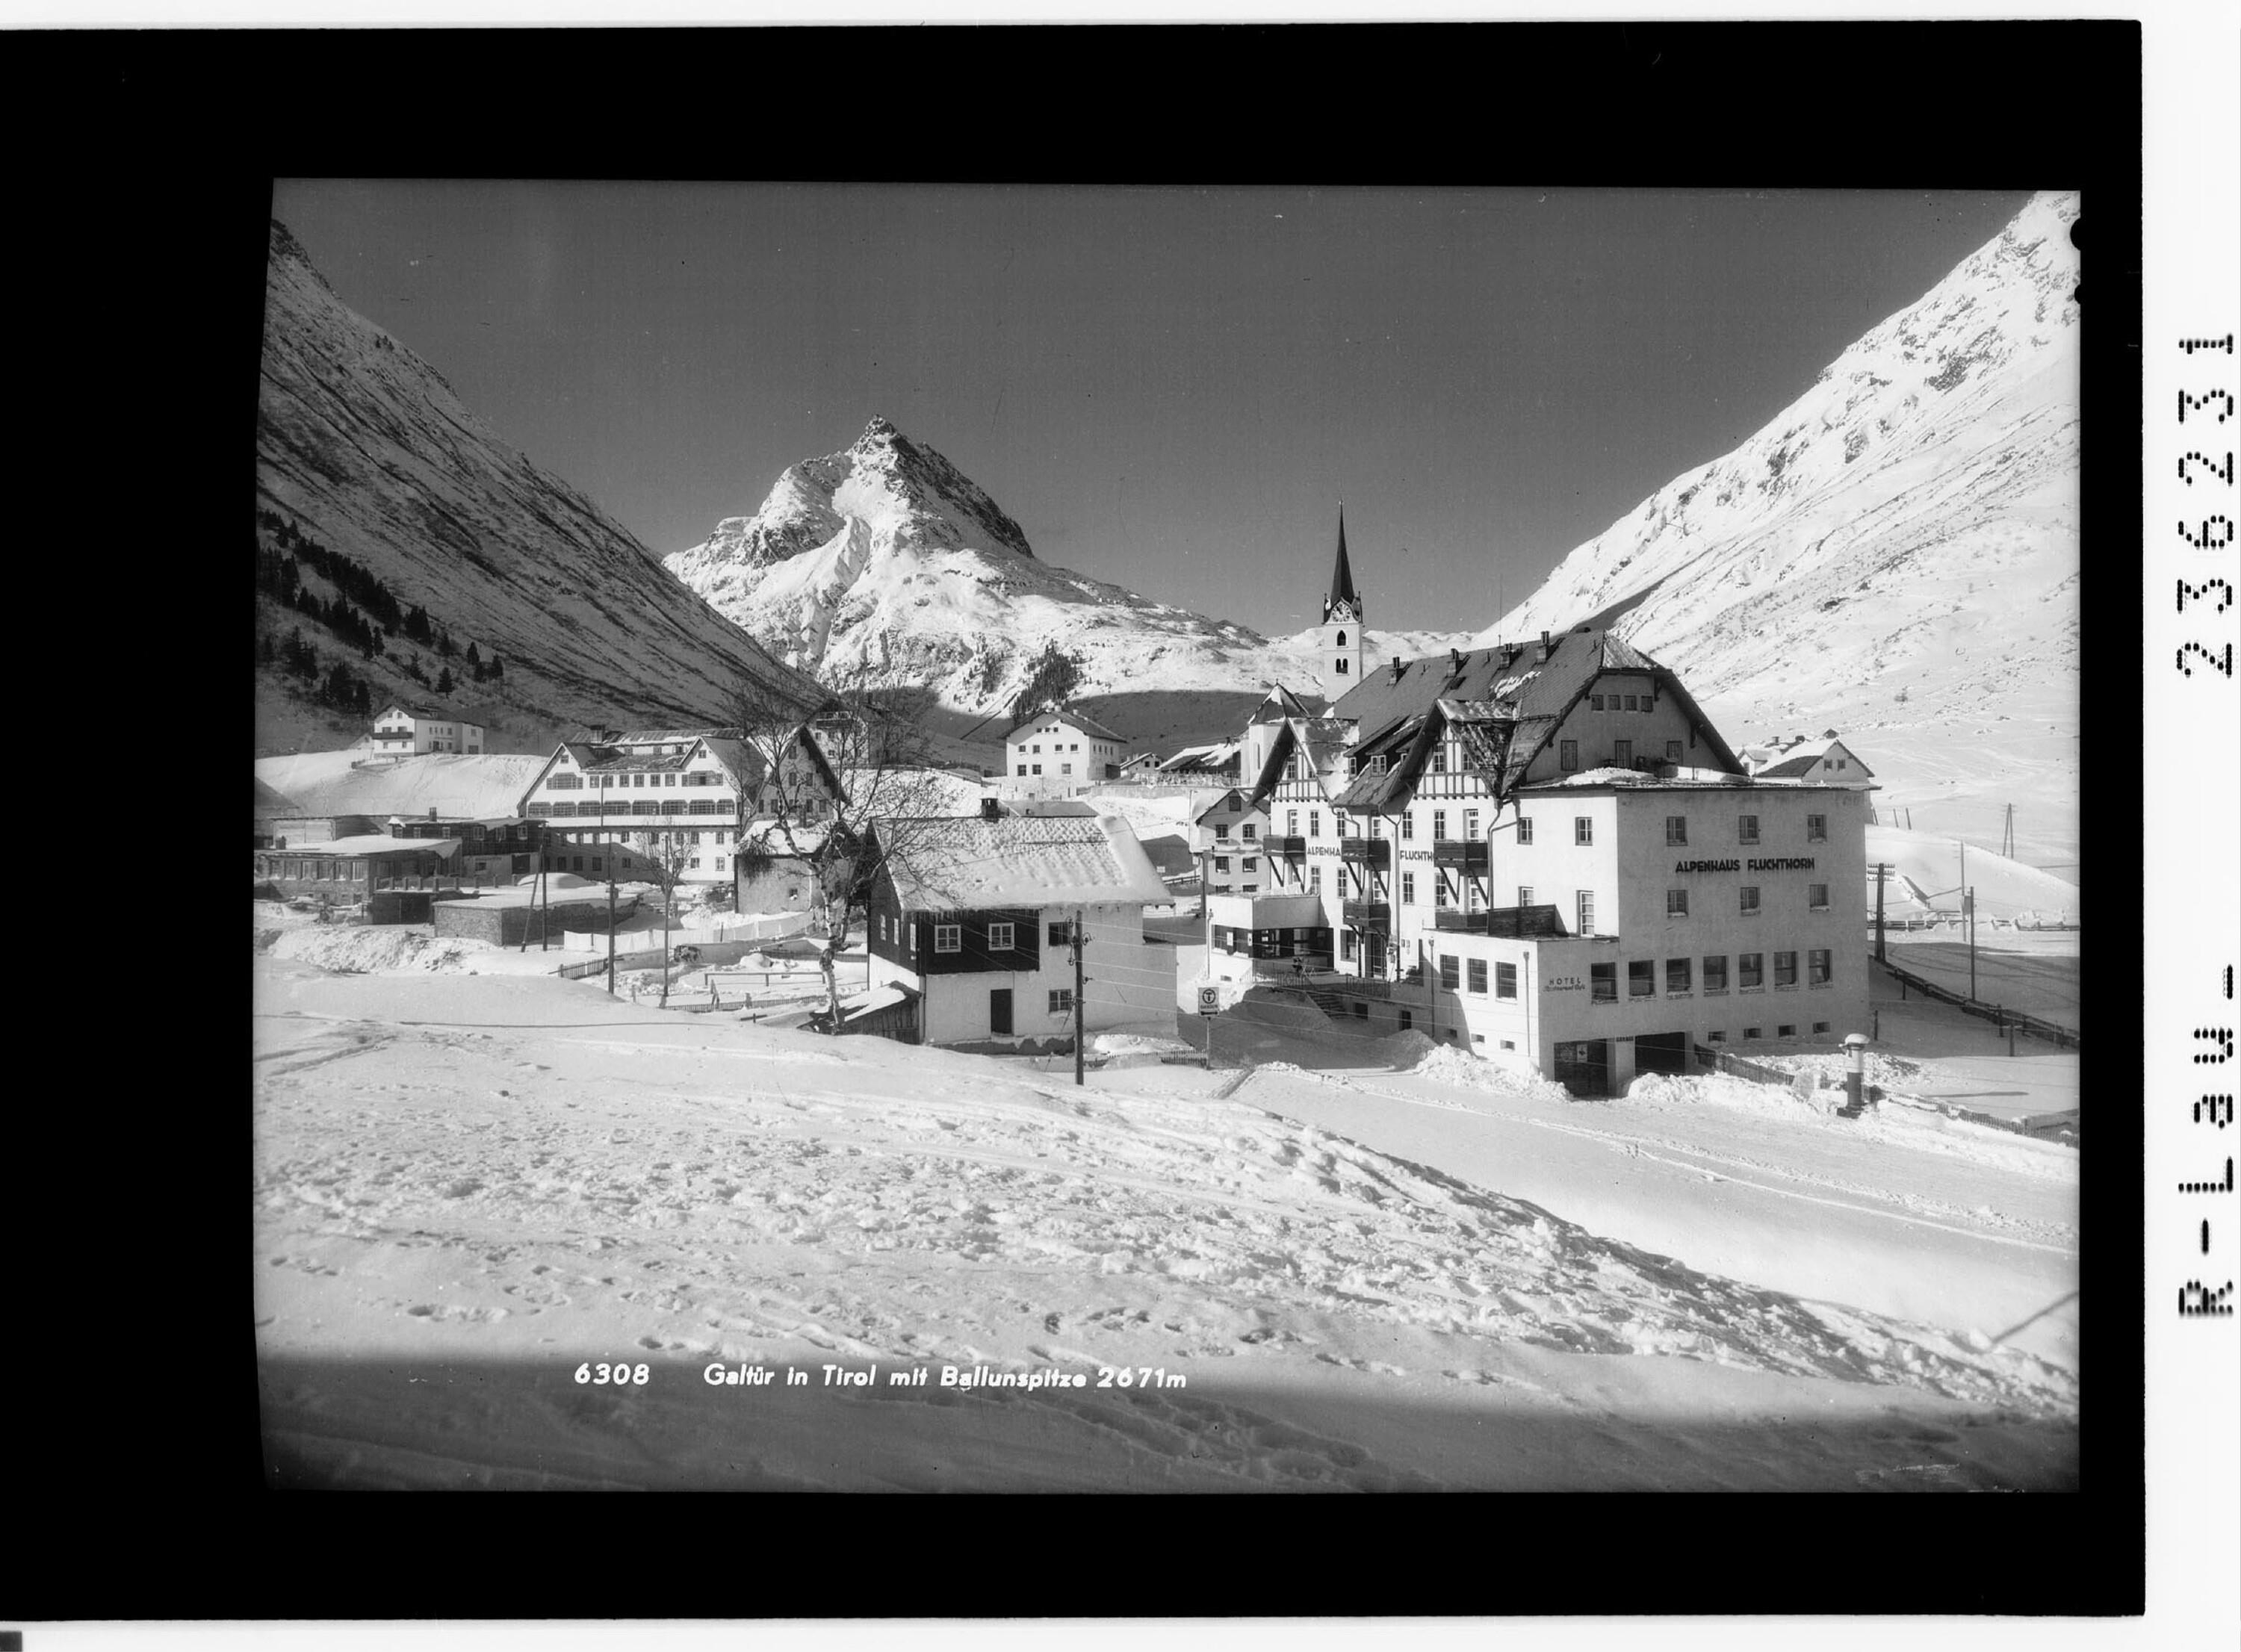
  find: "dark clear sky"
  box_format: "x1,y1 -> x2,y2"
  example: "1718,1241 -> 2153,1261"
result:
273,181 -> 2033,638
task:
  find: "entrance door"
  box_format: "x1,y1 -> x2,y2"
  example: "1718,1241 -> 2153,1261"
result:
989,988 -> 1013,1037
1365,939 -> 1387,980
1553,1039 -> 1610,1098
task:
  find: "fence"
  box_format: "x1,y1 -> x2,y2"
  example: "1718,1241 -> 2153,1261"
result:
1875,954 -> 2080,1049
554,911 -> 815,953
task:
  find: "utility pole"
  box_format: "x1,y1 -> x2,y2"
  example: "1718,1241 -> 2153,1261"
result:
607,877 -> 618,995
1967,886 -> 1978,1002
1071,911 -> 1085,1087
1873,862 -> 1888,963
540,865 -> 551,951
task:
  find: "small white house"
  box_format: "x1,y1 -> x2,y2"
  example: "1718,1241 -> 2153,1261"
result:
1000,705 -> 1130,798
863,811 -> 1173,1049
371,702 -> 484,755
1743,733 -> 1875,785
1186,787 -> 1271,895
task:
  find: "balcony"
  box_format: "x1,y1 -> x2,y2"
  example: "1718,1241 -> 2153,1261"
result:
1268,834 -> 1307,858
1342,900 -> 1391,931
1433,908 -> 1490,934
1431,840 -> 1489,872
1338,838 -> 1392,869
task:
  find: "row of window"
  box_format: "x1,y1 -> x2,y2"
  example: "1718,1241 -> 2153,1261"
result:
551,828 -> 732,845
549,770 -> 708,789
532,798 -> 736,818
1278,805 -> 1825,846
1667,884 -> 1832,916
1586,690 -> 1654,713
1589,950 -> 1834,1000
1708,1023 -> 1833,1043
1210,822 -> 1258,839
881,915 -> 1083,952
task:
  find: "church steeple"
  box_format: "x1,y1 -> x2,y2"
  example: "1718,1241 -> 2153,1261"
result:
1318,506 -> 1366,684
1322,506 -> 1361,624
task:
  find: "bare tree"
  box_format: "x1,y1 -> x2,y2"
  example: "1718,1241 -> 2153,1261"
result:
732,663 -> 959,1028
630,825 -> 696,1007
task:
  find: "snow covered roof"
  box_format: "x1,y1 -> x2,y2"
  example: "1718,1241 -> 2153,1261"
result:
374,701 -> 482,727
1752,737 -> 1873,780
837,983 -> 919,1022
283,834 -> 461,858
1135,833 -> 1200,881
1002,704 -> 1130,745
874,815 -> 1169,910
255,751 -> 549,822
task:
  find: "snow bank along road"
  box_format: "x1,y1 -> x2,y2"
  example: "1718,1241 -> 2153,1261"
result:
253,954 -> 2078,1491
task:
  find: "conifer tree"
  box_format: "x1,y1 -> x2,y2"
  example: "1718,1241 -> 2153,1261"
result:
436,665 -> 455,695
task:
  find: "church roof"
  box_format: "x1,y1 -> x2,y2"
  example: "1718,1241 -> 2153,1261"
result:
1324,509 -> 1359,618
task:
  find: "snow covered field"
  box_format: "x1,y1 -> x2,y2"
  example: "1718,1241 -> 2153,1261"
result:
253,931 -> 2079,1491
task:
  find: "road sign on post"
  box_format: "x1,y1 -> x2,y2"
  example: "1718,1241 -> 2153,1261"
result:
1197,985 -> 1221,1016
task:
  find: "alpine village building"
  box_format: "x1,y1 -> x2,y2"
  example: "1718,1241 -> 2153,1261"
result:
1216,517 -> 1871,1097
519,724 -> 846,887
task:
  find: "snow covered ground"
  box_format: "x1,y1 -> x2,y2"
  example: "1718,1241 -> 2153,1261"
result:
254,929 -> 2078,1491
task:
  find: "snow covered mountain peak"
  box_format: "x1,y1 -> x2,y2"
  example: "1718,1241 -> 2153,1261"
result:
1470,190 -> 2080,866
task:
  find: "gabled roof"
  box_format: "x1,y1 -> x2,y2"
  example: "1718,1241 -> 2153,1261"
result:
374,701 -> 481,726
275,833 -> 461,858
1752,736 -> 1871,779
1242,713 -> 1356,807
1321,627 -> 1742,801
1135,833 -> 1200,880
872,815 -> 1168,910
1002,704 -> 1130,745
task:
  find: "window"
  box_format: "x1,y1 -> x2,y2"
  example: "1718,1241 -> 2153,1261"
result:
1738,952 -> 1764,989
590,857 -> 602,873
1629,960 -> 1655,998
1808,948 -> 1832,986
1667,739 -> 1683,763
1370,815 -> 1383,837
1032,745 -> 1040,754
1577,890 -> 1595,934
1560,739 -> 1579,771
1495,961 -> 1518,999
1016,765 -> 1026,776
1807,813 -> 1827,842
988,922 -> 1015,951
1215,856 -> 1230,873
1432,810 -> 1448,840
1666,816 -> 1687,845
1439,954 -> 1460,990
1032,765 -> 1042,775
1457,957 -> 1484,995
934,925 -> 961,953
1625,695 -> 1640,712
1812,1021 -> 1831,1034
1399,1010 -> 1414,1031
1401,872 -> 1416,904
1575,816 -> 1593,845
1516,816 -> 1532,845
1667,957 -> 1693,994
1060,764 -> 1072,775
1242,857 -> 1257,872
1400,812 -> 1413,840
1518,886 -> 1534,907
1738,814 -> 1760,845
688,857 -> 701,869
1703,955 -> 1728,992
1309,866 -> 1321,894
1242,824 -> 1257,840
1340,931 -> 1356,961
1431,748 -> 1446,773
1708,1030 -> 1726,1044
1667,888 -> 1688,917
1613,739 -> 1633,767
1463,809 -> 1479,839
1809,883 -> 1829,910
1336,659 -> 1348,674
1744,1028 -> 1762,1041
1309,811 -> 1321,838
1740,885 -> 1760,914
1287,810 -> 1298,834
1049,988 -> 1073,1013
1049,921 -> 1069,945
1590,962 -> 1617,1002
1778,1024 -> 1797,1039
1773,954 -> 1799,987
1214,823 -> 1230,840
1590,694 -> 1605,711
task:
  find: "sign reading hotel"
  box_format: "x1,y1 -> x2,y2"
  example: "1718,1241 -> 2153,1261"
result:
1672,857 -> 1817,873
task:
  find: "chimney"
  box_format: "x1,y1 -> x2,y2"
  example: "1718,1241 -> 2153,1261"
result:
1448,648 -> 1463,673
979,797 -> 1000,822
428,806 -> 438,820
1390,656 -> 1404,682
1538,630 -> 1553,661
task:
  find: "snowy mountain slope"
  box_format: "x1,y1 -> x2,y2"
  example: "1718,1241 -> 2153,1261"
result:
666,418 -> 1469,715
1473,191 -> 2080,868
257,220 -> 824,754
